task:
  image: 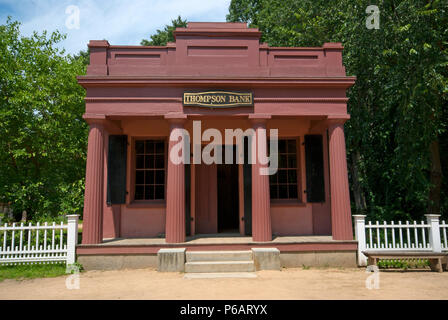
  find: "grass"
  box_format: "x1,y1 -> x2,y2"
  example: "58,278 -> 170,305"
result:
0,263 -> 68,282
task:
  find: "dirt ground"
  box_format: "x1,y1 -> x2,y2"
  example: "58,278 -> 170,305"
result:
0,267 -> 447,300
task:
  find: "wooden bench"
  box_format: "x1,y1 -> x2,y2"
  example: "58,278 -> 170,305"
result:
362,251 -> 448,272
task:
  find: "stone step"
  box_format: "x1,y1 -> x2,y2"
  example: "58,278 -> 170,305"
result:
185,261 -> 255,273
186,250 -> 252,262
184,272 -> 257,279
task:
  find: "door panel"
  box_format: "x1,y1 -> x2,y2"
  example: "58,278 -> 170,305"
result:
217,163 -> 239,232
195,163 -> 218,234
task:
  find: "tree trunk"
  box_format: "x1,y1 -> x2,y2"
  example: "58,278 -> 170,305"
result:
428,139 -> 442,215
351,151 -> 367,214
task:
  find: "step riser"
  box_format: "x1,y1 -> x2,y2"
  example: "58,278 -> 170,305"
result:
184,273 -> 257,279
186,251 -> 252,262
185,262 -> 255,273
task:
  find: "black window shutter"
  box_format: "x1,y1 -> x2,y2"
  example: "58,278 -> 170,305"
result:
185,164 -> 191,236
305,135 -> 325,202
243,136 -> 252,235
107,135 -> 128,205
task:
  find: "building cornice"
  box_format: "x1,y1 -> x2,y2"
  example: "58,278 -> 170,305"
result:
83,97 -> 350,103
77,76 -> 356,89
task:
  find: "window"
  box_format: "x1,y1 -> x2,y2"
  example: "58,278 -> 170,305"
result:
134,139 -> 166,200
269,139 -> 300,200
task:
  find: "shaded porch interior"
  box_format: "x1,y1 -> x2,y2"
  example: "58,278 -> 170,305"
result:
101,116 -> 336,241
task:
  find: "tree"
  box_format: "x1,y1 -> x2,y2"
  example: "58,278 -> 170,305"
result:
141,16 -> 187,46
0,18 -> 88,221
227,0 -> 448,220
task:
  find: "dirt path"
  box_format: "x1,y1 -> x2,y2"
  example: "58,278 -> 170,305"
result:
0,267 -> 447,300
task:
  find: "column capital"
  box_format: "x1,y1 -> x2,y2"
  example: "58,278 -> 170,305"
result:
82,115 -> 124,134
83,113 -> 106,127
164,113 -> 187,127
249,114 -> 271,126
327,115 -> 350,128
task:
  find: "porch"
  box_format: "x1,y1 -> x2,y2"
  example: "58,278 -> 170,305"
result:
76,234 -> 357,270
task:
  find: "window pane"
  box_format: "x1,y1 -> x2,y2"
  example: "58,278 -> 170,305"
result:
155,141 -> 164,154
288,184 -> 298,199
287,140 -> 296,153
145,155 -> 155,169
155,170 -> 165,184
145,185 -> 154,200
269,173 -> 277,184
136,155 -> 144,169
278,140 -> 287,153
288,154 -> 297,169
145,171 -> 154,185
145,140 -> 154,154
136,170 -> 144,184
135,141 -> 145,154
278,185 -> 288,199
135,186 -> 144,200
288,170 -> 297,183
155,155 -> 165,168
279,154 -> 287,168
278,170 -> 287,183
270,185 -> 278,199
155,185 -> 165,199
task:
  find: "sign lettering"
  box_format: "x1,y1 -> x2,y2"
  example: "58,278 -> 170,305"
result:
183,91 -> 253,108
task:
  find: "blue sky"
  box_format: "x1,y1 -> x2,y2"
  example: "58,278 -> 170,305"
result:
0,0 -> 231,54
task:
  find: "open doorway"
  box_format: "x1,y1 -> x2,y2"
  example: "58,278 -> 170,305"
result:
217,146 -> 239,233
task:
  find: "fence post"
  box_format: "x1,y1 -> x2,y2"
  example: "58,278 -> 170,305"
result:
353,215 -> 367,266
425,214 -> 441,253
67,215 -> 79,265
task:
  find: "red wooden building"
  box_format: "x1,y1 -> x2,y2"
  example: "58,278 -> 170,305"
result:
76,22 -> 357,269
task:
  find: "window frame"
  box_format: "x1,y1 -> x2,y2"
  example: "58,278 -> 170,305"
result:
129,137 -> 168,207
268,136 -> 303,205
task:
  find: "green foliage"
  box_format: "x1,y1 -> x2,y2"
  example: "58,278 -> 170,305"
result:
0,18 -> 88,221
68,261 -> 84,273
228,0 -> 448,220
140,16 -> 188,46
377,258 -> 430,269
0,263 -> 67,281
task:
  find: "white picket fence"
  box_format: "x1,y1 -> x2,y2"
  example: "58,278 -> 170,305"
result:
0,215 -> 79,266
354,214 -> 448,266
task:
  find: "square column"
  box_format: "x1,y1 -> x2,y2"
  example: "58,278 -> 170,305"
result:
165,115 -> 187,243
250,116 -> 272,242
82,123 -> 105,244
328,121 -> 353,240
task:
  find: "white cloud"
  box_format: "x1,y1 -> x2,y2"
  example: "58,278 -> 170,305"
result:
0,0 -> 231,54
